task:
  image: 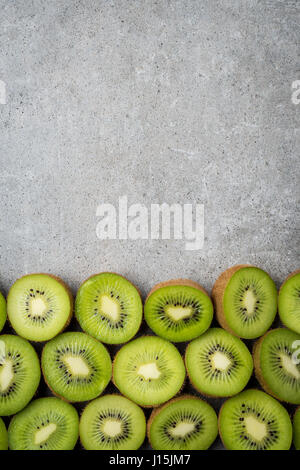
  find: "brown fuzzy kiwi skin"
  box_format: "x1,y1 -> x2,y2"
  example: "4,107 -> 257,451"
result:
294,406 -> 300,421
252,329 -> 285,402
7,273 -> 73,341
146,278 -> 209,302
112,335 -> 186,408
147,394 -> 208,448
211,264 -> 252,337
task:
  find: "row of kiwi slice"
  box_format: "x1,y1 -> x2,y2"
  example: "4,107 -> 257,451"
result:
6,326 -> 294,409
4,272 -> 143,344
1,325 -> 299,449
0,265 -> 299,450
2,267 -> 299,343
148,389 -> 299,450
3,390 -> 300,450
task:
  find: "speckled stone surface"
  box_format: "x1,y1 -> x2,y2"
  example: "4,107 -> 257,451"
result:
0,0 -> 299,450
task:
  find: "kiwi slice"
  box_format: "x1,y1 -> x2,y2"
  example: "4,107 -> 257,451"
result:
212,265 -> 277,339
185,328 -> 253,397
0,417 -> 8,450
0,334 -> 40,415
75,273 -> 143,344
0,292 -> 6,333
8,397 -> 79,450
42,332 -> 112,402
219,389 -> 292,450
253,328 -> 300,404
294,407 -> 300,450
80,394 -> 146,450
278,270 -> 300,335
147,395 -> 218,450
113,336 -> 185,407
144,279 -> 213,342
7,273 -> 73,342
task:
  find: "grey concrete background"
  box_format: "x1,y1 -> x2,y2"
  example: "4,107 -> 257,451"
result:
0,0 -> 299,451
0,0 -> 299,297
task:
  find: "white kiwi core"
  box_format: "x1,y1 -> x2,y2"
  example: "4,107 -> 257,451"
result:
169,422 -> 195,437
0,359 -> 14,392
211,351 -> 231,371
34,423 -> 57,445
245,416 -> 267,441
166,305 -> 193,321
103,419 -> 122,437
30,297 -> 47,317
100,295 -> 120,322
64,355 -> 90,377
280,353 -> 300,379
243,290 -> 257,316
137,362 -> 161,380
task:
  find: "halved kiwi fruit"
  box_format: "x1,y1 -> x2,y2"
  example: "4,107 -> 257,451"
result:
219,389 -> 292,450
0,334 -> 40,415
0,417 -> 8,450
80,394 -> 146,450
278,270 -> 300,335
185,328 -> 253,397
113,336 -> 185,407
294,407 -> 300,450
212,265 -> 277,339
75,273 -> 143,344
253,328 -> 300,404
147,395 -> 218,450
144,279 -> 213,342
42,332 -> 112,402
7,273 -> 73,342
0,292 -> 6,333
8,397 -> 79,450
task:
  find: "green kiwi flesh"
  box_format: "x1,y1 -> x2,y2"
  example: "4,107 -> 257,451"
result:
75,273 -> 143,344
223,267 -> 277,339
41,332 -> 112,402
0,334 -> 40,415
0,417 -> 8,450
294,407 -> 300,450
0,292 -> 6,333
7,274 -> 72,341
144,283 -> 213,342
8,397 -> 79,450
219,389 -> 292,450
278,271 -> 300,335
80,394 -> 146,450
185,328 -> 253,397
254,328 -> 300,404
148,395 -> 218,450
113,336 -> 185,407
